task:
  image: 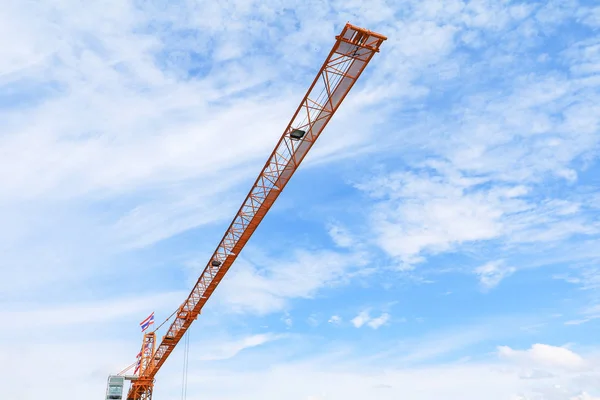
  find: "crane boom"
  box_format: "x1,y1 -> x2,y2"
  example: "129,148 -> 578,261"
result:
126,22 -> 386,400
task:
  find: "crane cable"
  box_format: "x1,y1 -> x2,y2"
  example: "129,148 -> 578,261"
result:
181,329 -> 190,400
152,307 -> 178,334
295,48 -> 356,130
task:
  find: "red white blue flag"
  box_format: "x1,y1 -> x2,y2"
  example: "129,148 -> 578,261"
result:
134,357 -> 141,374
140,312 -> 155,332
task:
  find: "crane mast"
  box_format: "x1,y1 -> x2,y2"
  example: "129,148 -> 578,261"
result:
123,22 -> 386,400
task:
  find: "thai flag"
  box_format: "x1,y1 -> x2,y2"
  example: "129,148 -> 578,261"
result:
140,312 -> 155,332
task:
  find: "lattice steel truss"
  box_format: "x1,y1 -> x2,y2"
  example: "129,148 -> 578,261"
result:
127,333 -> 155,400
127,22 -> 386,400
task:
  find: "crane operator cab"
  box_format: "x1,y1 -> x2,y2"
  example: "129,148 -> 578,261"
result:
106,375 -> 125,400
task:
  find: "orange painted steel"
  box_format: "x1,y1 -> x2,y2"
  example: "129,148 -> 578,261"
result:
127,332 -> 156,399
127,22 -> 386,400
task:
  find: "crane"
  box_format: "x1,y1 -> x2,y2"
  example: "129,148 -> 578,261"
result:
107,22 -> 386,400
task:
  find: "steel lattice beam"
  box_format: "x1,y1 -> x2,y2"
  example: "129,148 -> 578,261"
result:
127,22 -> 386,399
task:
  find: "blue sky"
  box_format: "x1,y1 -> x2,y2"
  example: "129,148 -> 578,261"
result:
1,0 -> 600,399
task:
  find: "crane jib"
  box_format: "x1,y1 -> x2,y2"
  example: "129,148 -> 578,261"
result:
123,22 -> 386,400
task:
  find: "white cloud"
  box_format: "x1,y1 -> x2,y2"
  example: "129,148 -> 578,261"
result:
359,164 -> 599,271
498,344 -> 587,371
351,310 -> 390,330
0,291 -> 184,331
198,333 -> 283,361
556,263 -> 600,322
347,5 -> 600,273
0,0 -> 398,302
565,319 -> 593,326
157,338 -> 600,400
475,260 -> 516,290
2,2 -> 600,400
327,223 -> 355,248
213,249 -> 368,315
579,6 -> 600,28
351,311 -> 371,328
328,315 -> 342,325
2,300 -> 597,400
4,338 -> 597,400
572,394 -> 600,400
0,340 -> 134,399
358,170 -> 514,266
367,313 -> 390,329
282,313 -> 293,328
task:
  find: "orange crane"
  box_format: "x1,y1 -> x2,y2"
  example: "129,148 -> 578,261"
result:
108,22 -> 386,400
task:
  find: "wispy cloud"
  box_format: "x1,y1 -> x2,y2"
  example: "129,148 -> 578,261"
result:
2,0 -> 600,399
197,333 -> 284,361
212,248 -> 368,315
367,313 -> 390,329
350,310 -> 390,329
0,0 -> 391,303
337,1 -> 600,278
327,222 -> 355,249
475,260 -> 516,290
0,291 -> 184,331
